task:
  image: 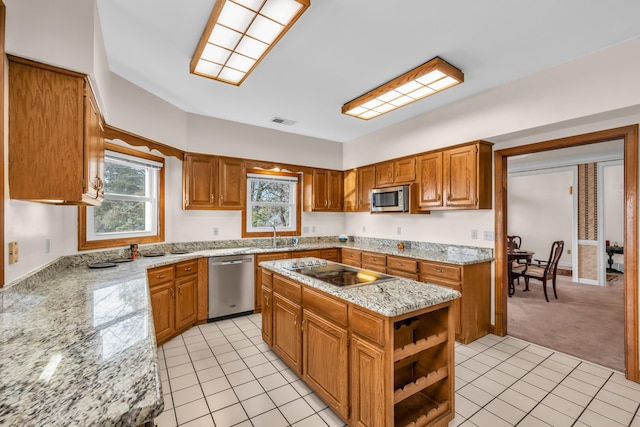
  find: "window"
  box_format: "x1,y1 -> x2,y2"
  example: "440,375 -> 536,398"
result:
243,170 -> 301,237
79,143 -> 165,250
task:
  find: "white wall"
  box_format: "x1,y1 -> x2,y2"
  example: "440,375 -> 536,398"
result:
603,163 -> 624,269
507,170 -> 574,268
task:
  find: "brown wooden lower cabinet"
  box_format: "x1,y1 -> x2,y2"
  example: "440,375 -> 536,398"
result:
261,270 -> 455,427
147,260 -> 200,346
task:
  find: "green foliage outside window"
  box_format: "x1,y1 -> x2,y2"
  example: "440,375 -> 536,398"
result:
249,179 -> 293,228
94,162 -> 149,234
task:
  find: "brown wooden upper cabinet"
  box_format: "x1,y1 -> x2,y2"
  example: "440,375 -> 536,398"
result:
183,153 -> 245,210
417,141 -> 492,210
304,169 -> 343,212
343,166 -> 375,212
8,55 -> 105,205
374,157 -> 416,187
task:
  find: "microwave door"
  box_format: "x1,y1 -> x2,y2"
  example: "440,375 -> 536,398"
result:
372,189 -> 401,212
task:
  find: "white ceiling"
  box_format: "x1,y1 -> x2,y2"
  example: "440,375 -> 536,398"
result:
97,0 -> 640,143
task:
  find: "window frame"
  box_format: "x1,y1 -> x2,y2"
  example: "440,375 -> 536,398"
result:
241,169 -> 302,238
78,143 -> 165,250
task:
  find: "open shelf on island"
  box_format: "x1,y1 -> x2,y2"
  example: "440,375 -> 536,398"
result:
394,392 -> 450,427
394,365 -> 448,404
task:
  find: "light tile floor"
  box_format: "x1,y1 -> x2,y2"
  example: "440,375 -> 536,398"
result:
154,314 -> 640,427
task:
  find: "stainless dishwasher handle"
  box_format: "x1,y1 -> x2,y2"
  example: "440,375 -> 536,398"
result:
221,260 -> 245,265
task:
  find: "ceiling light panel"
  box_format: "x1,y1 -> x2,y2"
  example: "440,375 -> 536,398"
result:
342,57 -> 464,120
190,0 -> 310,86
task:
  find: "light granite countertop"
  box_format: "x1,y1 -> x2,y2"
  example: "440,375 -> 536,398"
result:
0,238 -> 490,426
259,258 -> 461,317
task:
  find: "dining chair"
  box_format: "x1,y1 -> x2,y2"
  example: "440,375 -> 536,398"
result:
520,240 -> 564,302
507,235 -> 522,251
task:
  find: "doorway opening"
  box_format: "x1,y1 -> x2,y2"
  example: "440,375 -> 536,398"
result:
494,124 -> 639,382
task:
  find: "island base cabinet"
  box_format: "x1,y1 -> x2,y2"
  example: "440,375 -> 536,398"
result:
272,294 -> 303,375
303,310 -> 349,420
350,336 -> 385,427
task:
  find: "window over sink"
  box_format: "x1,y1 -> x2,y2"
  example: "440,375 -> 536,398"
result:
78,143 -> 165,250
242,169 -> 302,238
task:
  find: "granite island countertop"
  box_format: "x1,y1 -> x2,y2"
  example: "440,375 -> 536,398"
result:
0,238 -> 489,425
259,258 -> 461,317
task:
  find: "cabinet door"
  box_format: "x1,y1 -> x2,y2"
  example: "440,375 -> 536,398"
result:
327,170 -> 343,211
443,145 -> 477,207
394,157 -> 416,183
175,275 -> 198,330
273,294 -> 303,375
218,157 -> 245,209
183,154 -> 217,209
375,162 -> 394,187
150,282 -> 176,345
262,287 -> 273,346
83,84 -> 104,203
312,170 -> 329,210
357,166 -> 375,211
417,152 -> 443,209
350,336 -> 385,427
343,169 -> 357,212
303,310 -> 349,419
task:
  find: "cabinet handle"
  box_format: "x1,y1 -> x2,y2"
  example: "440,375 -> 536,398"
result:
211,193 -> 214,202
220,195 -> 224,201
302,319 -> 306,332
170,288 -> 175,298
435,269 -> 443,273
446,192 -> 451,202
294,314 -> 298,328
395,171 -> 398,177
157,274 -> 166,279
179,286 -> 183,296
265,295 -> 270,307
398,262 -> 403,266
184,267 -> 192,271
437,194 -> 441,202
388,172 -> 392,178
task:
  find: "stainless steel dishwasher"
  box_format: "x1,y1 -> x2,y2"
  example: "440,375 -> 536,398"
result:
208,255 -> 254,320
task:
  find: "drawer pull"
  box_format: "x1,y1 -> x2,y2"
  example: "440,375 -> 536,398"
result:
157,274 -> 166,279
435,269 -> 443,273
184,267 -> 192,271
398,262 -> 403,266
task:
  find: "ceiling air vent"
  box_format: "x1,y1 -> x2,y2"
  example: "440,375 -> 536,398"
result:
271,117 -> 296,126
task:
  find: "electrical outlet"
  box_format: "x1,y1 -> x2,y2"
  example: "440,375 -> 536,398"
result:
397,226 -> 402,235
213,227 -> 219,236
362,226 -> 366,233
8,241 -> 18,264
471,230 -> 478,240
303,226 -> 309,233
46,239 -> 51,254
567,249 -> 571,255
312,226 -> 316,232
483,231 -> 494,241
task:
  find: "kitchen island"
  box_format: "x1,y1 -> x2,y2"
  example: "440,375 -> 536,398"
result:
259,258 -> 461,427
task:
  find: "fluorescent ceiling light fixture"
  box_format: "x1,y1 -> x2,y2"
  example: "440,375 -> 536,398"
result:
342,57 -> 464,120
191,0 -> 310,86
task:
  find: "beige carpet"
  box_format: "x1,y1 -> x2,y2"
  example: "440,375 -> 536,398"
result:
507,273 -> 624,372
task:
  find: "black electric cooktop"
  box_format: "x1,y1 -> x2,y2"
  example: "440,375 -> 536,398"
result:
285,260 -> 395,287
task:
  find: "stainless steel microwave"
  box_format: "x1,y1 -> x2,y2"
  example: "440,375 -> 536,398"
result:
371,185 -> 410,213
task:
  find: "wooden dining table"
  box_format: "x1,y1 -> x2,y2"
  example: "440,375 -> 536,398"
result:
508,249 -> 535,296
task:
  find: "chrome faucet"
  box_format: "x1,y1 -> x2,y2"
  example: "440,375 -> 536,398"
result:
270,222 -> 277,247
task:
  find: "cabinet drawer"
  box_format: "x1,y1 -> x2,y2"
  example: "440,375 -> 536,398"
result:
273,274 -> 302,303
256,252 -> 291,263
341,248 -> 362,262
362,252 -> 386,266
148,266 -> 175,287
387,269 -> 419,281
262,270 -> 273,289
362,264 -> 387,274
386,256 -> 417,273
303,287 -> 348,327
319,248 -> 340,261
175,260 -> 198,278
351,308 -> 385,346
291,249 -> 320,258
420,262 -> 461,282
